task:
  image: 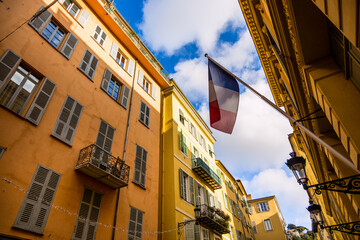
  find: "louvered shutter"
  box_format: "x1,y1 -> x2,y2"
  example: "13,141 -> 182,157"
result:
179,169 -> 184,199
13,165 -> 60,234
79,50 -> 92,73
0,50 -> 21,88
25,78 -> 56,125
95,120 -> 114,153
127,59 -> 135,76
29,7 -> 52,32
223,193 -> 228,210
137,70 -> 144,85
189,176 -> 194,205
256,203 -> 261,212
110,42 -> 118,60
151,84 -> 157,100
194,224 -> 200,240
88,55 -> 98,80
77,9 -> 90,27
79,50 -> 98,80
185,222 -> 194,240
140,148 -> 147,186
52,96 -> 83,145
73,188 -> 102,240
128,207 -> 144,239
120,85 -> 130,108
194,181 -> 200,206
101,68 -> 112,91
204,190 -> 209,206
265,201 -> 270,211
61,33 -> 78,59
144,104 -> 150,127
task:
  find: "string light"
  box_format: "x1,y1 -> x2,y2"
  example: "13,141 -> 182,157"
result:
1,175 -> 186,235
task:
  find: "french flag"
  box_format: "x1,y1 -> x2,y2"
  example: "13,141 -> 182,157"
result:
208,58 -> 239,134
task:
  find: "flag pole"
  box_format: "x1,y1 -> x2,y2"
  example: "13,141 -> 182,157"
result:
205,54 -> 359,174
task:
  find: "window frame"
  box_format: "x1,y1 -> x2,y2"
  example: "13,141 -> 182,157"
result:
263,219 -> 273,232
133,145 -> 147,188
60,0 -> 81,18
139,101 -> 150,127
179,131 -> 188,156
41,19 -> 66,49
179,108 -> 186,125
257,202 -> 270,212
127,206 -> 144,240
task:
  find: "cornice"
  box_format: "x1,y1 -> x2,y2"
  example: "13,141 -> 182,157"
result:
239,0 -> 283,107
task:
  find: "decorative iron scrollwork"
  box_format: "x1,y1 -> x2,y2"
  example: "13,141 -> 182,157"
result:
304,175 -> 360,195
322,221 -> 360,236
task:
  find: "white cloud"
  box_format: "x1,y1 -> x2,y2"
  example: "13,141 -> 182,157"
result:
243,169 -> 311,228
140,0 -> 244,54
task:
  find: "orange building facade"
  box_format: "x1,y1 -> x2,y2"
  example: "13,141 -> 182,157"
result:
0,0 -> 169,239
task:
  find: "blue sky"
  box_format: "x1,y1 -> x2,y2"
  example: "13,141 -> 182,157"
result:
115,0 -> 311,229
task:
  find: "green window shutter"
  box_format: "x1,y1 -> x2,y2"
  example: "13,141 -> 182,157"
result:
52,96 -> 83,146
127,206 -> 144,240
189,176 -> 194,205
101,68 -> 112,92
25,78 -> 56,125
73,188 -> 102,240
120,85 -> 130,108
29,7 -> 52,32
13,165 -> 61,234
179,168 -> 184,199
204,190 -> 209,206
0,49 -> 21,88
61,33 -> 78,59
110,41 -> 118,60
194,181 -> 200,206
127,59 -> 135,76
77,9 -> 90,27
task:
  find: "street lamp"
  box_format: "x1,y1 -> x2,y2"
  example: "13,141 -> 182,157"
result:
307,202 -> 360,236
285,152 -> 360,194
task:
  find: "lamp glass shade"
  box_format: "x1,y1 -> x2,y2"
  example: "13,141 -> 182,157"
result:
286,155 -> 307,184
307,203 -> 323,224
194,206 -> 200,218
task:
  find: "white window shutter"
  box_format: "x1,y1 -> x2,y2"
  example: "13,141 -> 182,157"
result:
25,78 -> 56,125
151,83 -> 157,100
0,49 -> 21,88
101,68 -> 112,91
120,85 -> 130,108
127,59 -> 135,76
29,7 -> 52,32
61,33 -> 78,59
110,41 -> 118,60
137,70 -> 144,85
77,9 -> 90,27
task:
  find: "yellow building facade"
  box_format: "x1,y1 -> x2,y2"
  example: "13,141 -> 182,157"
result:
0,0 -> 169,239
247,196 -> 287,240
161,80 -> 232,240
238,0 -> 360,239
216,161 -> 254,240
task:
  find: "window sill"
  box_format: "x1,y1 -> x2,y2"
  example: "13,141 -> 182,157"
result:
91,36 -> 105,50
132,181 -> 146,190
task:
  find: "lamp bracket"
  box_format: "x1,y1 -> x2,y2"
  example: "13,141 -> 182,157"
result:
322,221 -> 360,236
305,174 -> 360,195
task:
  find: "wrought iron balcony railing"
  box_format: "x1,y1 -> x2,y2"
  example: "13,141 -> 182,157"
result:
75,144 -> 130,189
197,204 -> 230,235
192,158 -> 221,189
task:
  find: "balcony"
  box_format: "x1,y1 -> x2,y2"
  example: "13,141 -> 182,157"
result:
196,204 -> 230,235
192,158 -> 221,189
75,144 -> 130,189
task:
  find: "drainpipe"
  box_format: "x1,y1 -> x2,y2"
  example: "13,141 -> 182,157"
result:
112,60 -> 138,240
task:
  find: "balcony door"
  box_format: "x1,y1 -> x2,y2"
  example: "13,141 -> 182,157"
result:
92,120 -> 115,169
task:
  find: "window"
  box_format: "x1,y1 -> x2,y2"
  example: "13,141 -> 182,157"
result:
110,42 -> 134,76
101,68 -> 130,108
223,192 -> 228,210
95,120 -> 114,153
128,206 -> 144,240
194,181 -> 206,206
202,228 -> 210,240
133,145 -> 147,187
179,131 -> 188,156
264,219 -> 273,231
137,70 -> 157,99
200,135 -> 206,150
72,188 -> 102,240
79,49 -> 98,80
191,146 -> 198,160
92,25 -> 107,46
185,221 -> 200,240
29,7 -> 78,59
60,0 -> 80,18
0,146 -> 5,158
256,202 -> 270,212
139,102 -> 150,127
252,221 -> 257,233
52,96 -> 83,145
208,145 -> 213,157
229,226 -> 235,240
179,168 -> 194,204
236,230 -> 242,240
248,203 -> 253,214
13,165 -> 61,234
189,122 -> 197,139
179,108 -> 186,125
0,50 -> 56,125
